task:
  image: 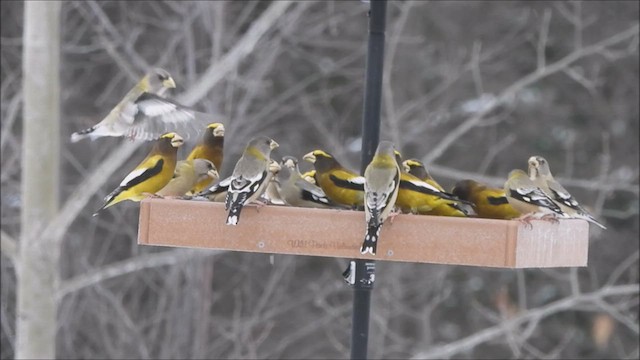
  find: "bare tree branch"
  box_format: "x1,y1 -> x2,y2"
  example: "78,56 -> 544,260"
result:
413,284 -> 639,359
178,1 -> 297,105
536,8 -> 552,71
57,249 -> 223,300
423,23 -> 639,164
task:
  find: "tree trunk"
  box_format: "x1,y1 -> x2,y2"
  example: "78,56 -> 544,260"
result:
16,1 -> 61,359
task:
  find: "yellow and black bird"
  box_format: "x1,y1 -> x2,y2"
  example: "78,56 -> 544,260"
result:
186,122 -> 225,193
302,150 -> 365,209
452,179 -> 521,219
94,132 -> 184,215
403,159 -> 442,190
393,152 -> 468,215
71,69 -> 204,142
402,158 -> 472,217
528,156 -> 606,229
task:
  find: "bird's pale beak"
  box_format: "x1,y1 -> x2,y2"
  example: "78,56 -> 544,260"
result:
212,123 -> 225,137
171,134 -> 184,147
268,160 -> 281,173
302,152 -> 316,163
270,140 -> 279,150
163,77 -> 176,89
284,159 -> 295,168
207,169 -> 219,179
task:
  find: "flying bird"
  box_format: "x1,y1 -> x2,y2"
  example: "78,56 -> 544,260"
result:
71,68 -> 204,142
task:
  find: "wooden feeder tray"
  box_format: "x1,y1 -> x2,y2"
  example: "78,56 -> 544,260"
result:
137,198 -> 589,268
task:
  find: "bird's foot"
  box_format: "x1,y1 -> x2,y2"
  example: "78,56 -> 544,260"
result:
251,199 -> 268,213
388,209 -> 401,225
541,213 -> 560,224
125,133 -> 136,142
516,214 -> 534,229
143,192 -> 163,199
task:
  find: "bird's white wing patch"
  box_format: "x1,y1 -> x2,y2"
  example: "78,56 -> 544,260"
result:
407,178 -> 441,193
119,168 -> 148,187
121,93 -> 202,141
230,171 -> 267,193
138,98 -> 178,118
350,176 -> 366,185
118,102 -> 139,126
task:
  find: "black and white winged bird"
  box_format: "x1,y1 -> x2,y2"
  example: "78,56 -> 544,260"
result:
199,159 -> 281,204
71,68 -> 206,142
528,156 -> 606,229
361,141 -> 401,255
224,136 -> 279,225
504,169 -> 566,223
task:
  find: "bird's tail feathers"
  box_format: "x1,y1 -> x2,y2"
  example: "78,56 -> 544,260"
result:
70,126 -> 97,143
226,193 -> 248,226
581,214 -> 607,229
360,225 -> 380,255
93,187 -> 123,216
92,207 -> 105,217
226,204 -> 243,225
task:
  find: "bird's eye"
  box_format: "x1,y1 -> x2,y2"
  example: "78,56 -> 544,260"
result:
157,74 -> 167,81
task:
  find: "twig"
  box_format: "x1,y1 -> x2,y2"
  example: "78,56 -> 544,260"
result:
477,133 -> 516,174
537,9 -> 552,71
423,24 -> 639,164
383,0 -> 416,148
593,298 -> 640,334
178,1 -> 296,105
605,251 -> 640,287
42,140 -> 141,252
72,1 -> 139,81
85,0 -> 150,72
593,133 -> 612,217
0,91 -> 22,154
92,284 -> 151,358
471,41 -> 485,96
412,284 -> 639,359
56,248 -> 222,300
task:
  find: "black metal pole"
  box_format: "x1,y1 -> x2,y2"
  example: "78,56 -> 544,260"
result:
351,1 -> 387,359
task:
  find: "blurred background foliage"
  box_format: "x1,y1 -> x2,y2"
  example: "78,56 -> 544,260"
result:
1,1 -> 638,359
